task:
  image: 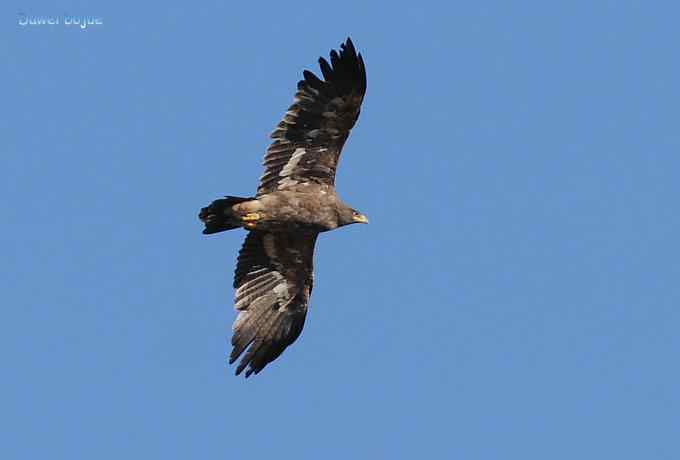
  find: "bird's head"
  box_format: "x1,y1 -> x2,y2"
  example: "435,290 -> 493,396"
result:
338,206 -> 369,227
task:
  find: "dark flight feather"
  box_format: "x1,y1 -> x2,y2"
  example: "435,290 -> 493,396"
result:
229,231 -> 316,377
258,37 -> 367,195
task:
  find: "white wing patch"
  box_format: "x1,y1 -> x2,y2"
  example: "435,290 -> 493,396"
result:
272,282 -> 289,299
234,271 -> 283,309
279,147 -> 306,178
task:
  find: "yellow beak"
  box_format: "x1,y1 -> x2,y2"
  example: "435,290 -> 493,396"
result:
352,213 -> 369,224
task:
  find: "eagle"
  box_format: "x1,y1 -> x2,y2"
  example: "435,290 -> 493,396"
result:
199,38 -> 367,377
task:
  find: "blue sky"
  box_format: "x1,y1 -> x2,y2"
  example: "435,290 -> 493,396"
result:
3,1 -> 680,458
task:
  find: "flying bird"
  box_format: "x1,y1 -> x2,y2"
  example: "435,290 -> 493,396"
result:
199,38 -> 367,377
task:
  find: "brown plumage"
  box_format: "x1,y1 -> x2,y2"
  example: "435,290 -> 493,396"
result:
199,38 -> 368,377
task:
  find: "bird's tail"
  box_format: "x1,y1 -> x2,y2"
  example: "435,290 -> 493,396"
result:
199,196 -> 254,234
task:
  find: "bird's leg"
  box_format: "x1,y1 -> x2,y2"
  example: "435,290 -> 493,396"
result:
242,212 -> 261,222
242,213 -> 261,229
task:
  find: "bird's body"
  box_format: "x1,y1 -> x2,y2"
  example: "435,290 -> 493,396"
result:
199,38 -> 367,377
231,189 -> 355,233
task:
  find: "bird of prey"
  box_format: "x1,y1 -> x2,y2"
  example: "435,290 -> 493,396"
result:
199,38 -> 367,377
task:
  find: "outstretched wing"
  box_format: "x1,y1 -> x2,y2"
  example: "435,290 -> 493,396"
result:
258,37 -> 367,195
229,230 -> 317,377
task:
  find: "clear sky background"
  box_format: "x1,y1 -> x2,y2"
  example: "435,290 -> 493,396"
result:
3,1 -> 679,458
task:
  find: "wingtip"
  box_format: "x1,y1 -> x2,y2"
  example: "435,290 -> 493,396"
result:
235,363 -> 246,376
233,361 -> 255,379
344,37 -> 356,54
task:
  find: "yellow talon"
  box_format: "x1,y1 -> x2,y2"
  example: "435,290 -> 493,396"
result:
242,212 -> 261,223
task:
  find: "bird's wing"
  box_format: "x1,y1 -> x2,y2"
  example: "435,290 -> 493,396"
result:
229,230 -> 317,377
257,37 -> 367,195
